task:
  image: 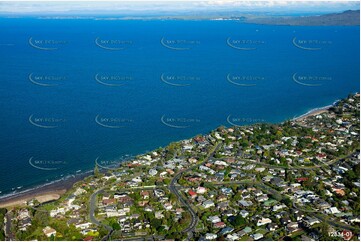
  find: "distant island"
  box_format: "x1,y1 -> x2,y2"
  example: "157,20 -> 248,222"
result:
31,10 -> 361,26
244,10 -> 360,26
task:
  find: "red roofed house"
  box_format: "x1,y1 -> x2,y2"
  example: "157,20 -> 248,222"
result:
214,222 -> 226,228
334,189 -> 345,196
102,198 -> 116,206
140,191 -> 150,199
188,190 -> 197,198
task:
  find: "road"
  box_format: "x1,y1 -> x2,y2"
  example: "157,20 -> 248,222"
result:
89,141 -> 217,241
237,152 -> 356,171
292,202 -> 359,233
211,176 -> 360,234
4,211 -> 14,241
88,146 -> 358,240
89,188 -> 113,240
169,143 -> 220,238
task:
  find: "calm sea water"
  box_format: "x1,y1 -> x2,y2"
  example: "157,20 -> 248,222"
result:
0,18 -> 359,195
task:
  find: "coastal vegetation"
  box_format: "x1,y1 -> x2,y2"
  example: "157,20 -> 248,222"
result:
2,93 -> 360,241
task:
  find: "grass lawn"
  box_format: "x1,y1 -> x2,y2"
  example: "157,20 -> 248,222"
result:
239,235 -> 251,241
289,229 -> 305,238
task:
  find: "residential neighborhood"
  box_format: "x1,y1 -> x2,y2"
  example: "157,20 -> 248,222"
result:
1,94 -> 360,241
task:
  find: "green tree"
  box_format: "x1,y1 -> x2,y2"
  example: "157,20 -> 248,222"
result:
230,215 -> 246,227
94,162 -> 100,178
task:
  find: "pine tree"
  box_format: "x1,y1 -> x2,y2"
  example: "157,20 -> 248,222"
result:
94,162 -> 100,178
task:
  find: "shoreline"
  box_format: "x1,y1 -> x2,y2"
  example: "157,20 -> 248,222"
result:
0,172 -> 91,208
0,101 -> 337,209
293,104 -> 333,121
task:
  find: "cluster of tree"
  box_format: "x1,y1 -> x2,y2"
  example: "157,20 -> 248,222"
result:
0,208 -> 6,240
164,142 -> 182,160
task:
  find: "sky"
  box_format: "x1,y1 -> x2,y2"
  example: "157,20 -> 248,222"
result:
0,1 -> 359,15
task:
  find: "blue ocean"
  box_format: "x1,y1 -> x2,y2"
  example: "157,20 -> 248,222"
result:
0,18 -> 359,195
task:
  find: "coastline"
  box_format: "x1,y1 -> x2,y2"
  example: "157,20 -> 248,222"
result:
0,102 -> 336,209
293,104 -> 333,121
0,172 -> 91,208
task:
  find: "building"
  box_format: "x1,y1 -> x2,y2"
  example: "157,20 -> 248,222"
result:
251,233 -> 264,241
257,218 -> 272,226
43,226 -> 57,238
203,200 -> 215,208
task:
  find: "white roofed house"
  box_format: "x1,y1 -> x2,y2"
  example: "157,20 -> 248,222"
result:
325,207 -> 341,214
226,233 -> 239,241
17,208 -> 30,220
202,200 -> 215,208
208,216 -> 221,224
238,199 -> 253,207
273,204 -> 287,212
251,233 -> 264,241
75,222 -> 92,230
196,186 -> 207,194
286,222 -> 300,234
266,223 -> 279,232
183,144 -> 194,151
257,217 -> 272,226
214,160 -> 229,167
43,226 -> 57,238
17,209 -> 32,232
155,211 -> 164,219
303,216 -> 321,227
205,233 -> 217,240
163,202 -> 173,210
74,187 -> 86,196
240,210 -> 249,218
148,168 -> 158,176
50,207 -> 67,217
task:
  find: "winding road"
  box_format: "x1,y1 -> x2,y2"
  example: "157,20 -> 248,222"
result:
88,146 -> 358,240
89,188 -> 113,240
236,152 -> 355,171
169,143 -> 221,238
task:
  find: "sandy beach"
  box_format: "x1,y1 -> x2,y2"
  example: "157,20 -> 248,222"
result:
0,173 -> 90,209
294,105 -> 332,121
0,190 -> 65,208
0,104 -> 334,209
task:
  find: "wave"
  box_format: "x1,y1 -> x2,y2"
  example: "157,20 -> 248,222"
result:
0,169 -> 93,200
292,101 -> 338,121
0,153 -> 135,200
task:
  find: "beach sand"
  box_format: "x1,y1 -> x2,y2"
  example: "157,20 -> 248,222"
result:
294,106 -> 331,121
0,105 -> 334,209
0,190 -> 65,208
0,173 -> 90,208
